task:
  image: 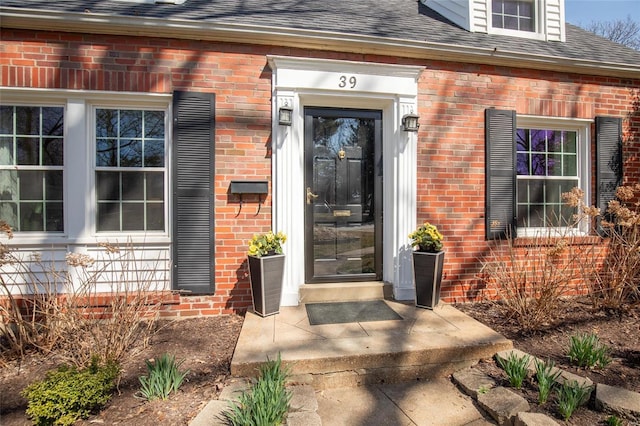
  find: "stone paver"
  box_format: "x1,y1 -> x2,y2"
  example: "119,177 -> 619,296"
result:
188,400 -> 229,426
595,383 -> 640,421
513,412 -> 560,426
477,386 -> 530,426
453,367 -> 497,399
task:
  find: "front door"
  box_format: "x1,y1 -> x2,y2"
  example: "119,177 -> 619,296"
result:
304,108 -> 383,283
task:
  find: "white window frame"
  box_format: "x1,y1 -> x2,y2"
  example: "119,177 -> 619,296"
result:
515,115 -> 591,237
90,105 -> 169,236
0,88 -> 172,245
488,0 -> 546,41
0,103 -> 66,234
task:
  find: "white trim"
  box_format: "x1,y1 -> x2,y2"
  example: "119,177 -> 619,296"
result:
268,56 -> 423,305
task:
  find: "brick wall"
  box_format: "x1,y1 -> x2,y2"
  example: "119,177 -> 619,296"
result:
1,28 -> 638,314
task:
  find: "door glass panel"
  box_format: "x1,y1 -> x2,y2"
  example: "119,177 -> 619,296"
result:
306,110 -> 380,280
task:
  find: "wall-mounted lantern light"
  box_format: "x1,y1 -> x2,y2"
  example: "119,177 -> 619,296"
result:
278,106 -> 293,126
402,113 -> 420,132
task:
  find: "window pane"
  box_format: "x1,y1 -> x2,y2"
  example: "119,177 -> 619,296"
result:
144,139 -> 164,167
504,1 -> 518,15
45,171 -> 63,201
492,0 -> 503,13
20,202 -> 44,231
146,172 -> 164,201
528,205 -> 545,227
120,110 -> 142,138
19,171 -> 43,200
146,203 -> 164,230
46,202 -> 63,232
145,111 -> 164,138
530,153 -> 547,176
122,203 -> 144,230
564,154 -> 577,176
0,170 -> 17,201
96,138 -> 117,167
97,203 -> 120,231
0,137 -> 13,165
17,137 -> 39,165
120,139 -> 142,167
16,106 -> 39,135
517,179 -> 529,203
548,154 -> 562,176
42,107 -> 64,136
96,109 -> 118,138
43,138 -> 63,166
516,152 -> 529,175
0,106 -> 13,134
0,202 -> 17,228
504,16 -> 518,30
520,17 -> 533,31
122,172 -> 144,201
97,172 -> 120,200
564,132 -> 577,152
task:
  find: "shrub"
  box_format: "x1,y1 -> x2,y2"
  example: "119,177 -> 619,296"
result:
496,352 -> 530,389
556,380 -> 592,421
534,358 -> 561,405
0,229 -> 166,368
567,333 -> 611,369
138,353 -> 189,401
21,358 -> 119,426
225,354 -> 291,426
564,185 -> 640,311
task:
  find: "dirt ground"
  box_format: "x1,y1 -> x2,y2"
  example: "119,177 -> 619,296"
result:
0,314 -> 244,426
457,297 -> 640,425
1,298 -> 639,425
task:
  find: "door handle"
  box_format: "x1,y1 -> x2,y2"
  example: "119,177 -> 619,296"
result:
306,187 -> 319,204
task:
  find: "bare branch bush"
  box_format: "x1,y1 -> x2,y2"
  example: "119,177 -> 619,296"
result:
567,185 -> 640,311
480,222 -> 593,333
1,223 -> 169,367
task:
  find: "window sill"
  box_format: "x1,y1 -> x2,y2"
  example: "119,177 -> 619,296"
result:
513,234 -> 602,247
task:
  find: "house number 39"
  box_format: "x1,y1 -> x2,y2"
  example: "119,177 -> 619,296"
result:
338,75 -> 357,88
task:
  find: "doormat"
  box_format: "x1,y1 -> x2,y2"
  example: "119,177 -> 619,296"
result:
305,300 -> 403,326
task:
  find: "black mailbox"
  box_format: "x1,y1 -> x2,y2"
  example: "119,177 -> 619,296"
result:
230,181 -> 269,194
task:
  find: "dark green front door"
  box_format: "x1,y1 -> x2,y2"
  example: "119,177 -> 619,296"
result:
304,108 -> 383,283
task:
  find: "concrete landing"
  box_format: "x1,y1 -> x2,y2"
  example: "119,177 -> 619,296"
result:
231,300 -> 512,389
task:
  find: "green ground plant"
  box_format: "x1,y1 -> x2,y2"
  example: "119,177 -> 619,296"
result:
225,354 -> 292,426
556,380 -> 592,421
534,358 -> 561,404
21,357 -> 119,426
567,333 -> 611,368
138,353 -> 189,401
606,415 -> 624,426
496,352 -> 530,389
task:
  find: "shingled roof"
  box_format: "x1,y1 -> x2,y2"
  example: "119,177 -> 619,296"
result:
2,0 -> 640,77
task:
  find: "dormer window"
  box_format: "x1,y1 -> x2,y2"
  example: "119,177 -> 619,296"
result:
422,0 -> 564,42
491,0 -> 535,32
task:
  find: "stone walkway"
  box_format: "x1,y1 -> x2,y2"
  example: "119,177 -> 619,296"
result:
453,348 -> 640,425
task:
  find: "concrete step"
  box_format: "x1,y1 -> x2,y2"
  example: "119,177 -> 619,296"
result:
298,281 -> 393,303
231,301 -> 512,389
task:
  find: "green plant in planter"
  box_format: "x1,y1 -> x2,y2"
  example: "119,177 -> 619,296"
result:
248,231 -> 287,257
409,222 -> 444,252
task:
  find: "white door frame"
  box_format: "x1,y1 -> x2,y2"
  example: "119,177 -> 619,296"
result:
267,56 -> 423,306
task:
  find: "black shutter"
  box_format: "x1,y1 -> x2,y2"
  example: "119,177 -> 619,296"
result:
172,91 -> 215,294
485,108 -> 516,240
595,116 -> 623,224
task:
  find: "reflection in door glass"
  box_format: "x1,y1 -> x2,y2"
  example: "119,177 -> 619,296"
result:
310,115 -> 376,276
